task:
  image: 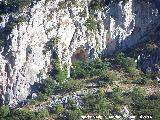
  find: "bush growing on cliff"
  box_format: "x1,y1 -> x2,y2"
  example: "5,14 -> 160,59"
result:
7,0 -> 32,8
98,70 -> 119,86
58,1 -> 67,9
53,104 -> 64,115
71,59 -> 110,79
0,105 -> 50,120
43,37 -> 60,55
35,109 -> 49,119
115,53 -> 137,72
0,105 -> 10,118
106,0 -> 129,4
36,92 -> 48,102
65,109 -> 83,120
82,89 -> 109,114
16,16 -> 26,23
130,88 -> 160,119
89,0 -> 103,12
71,61 -> 86,79
10,109 -> 37,120
58,0 -> 77,9
41,78 -> 57,96
61,79 -> 84,93
85,17 -> 97,32
51,59 -> 67,83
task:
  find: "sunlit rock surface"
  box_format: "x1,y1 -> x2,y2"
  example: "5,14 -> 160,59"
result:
0,0 -> 159,105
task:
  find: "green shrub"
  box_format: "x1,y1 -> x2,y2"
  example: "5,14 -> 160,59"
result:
41,78 -> 57,96
82,90 -> 109,114
58,1 -> 67,9
29,100 -> 36,105
132,77 -> 147,85
43,37 -> 60,55
116,53 -> 136,68
36,92 -> 48,101
58,0 -> 77,9
61,79 -> 84,93
0,105 -> 49,120
111,87 -> 124,105
131,87 -> 145,104
71,61 -> 87,79
54,104 -> 64,115
0,105 -> 10,118
89,0 -> 103,13
66,109 -> 83,120
130,88 -> 160,119
71,59 -> 110,79
66,99 -> 77,110
35,109 -> 49,119
85,17 -> 97,32
79,10 -> 87,17
7,0 -> 32,8
51,59 -> 67,83
11,109 -> 36,120
98,70 -> 119,86
16,16 -> 26,23
127,67 -> 139,76
115,53 -> 137,73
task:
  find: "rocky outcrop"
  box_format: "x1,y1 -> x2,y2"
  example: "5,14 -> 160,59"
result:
103,0 -> 160,55
0,0 -> 159,105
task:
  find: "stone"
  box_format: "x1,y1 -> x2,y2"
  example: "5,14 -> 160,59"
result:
32,93 -> 37,99
0,0 -> 159,104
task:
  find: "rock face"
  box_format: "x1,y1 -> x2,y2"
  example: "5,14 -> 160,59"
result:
103,0 -> 160,55
0,0 -> 159,104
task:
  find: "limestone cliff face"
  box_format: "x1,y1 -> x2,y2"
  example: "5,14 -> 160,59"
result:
103,0 -> 160,55
0,0 -> 159,105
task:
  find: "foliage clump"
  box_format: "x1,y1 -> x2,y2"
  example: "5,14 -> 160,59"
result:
0,105 -> 49,120
85,17 -> 97,32
43,37 -> 60,55
98,70 -> 120,86
71,58 -> 110,79
89,0 -> 103,13
82,89 -> 109,114
115,52 -> 138,75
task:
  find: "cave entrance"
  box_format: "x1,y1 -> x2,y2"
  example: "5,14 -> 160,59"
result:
71,47 -> 88,64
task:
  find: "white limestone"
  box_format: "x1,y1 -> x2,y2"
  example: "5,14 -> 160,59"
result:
0,0 -> 159,104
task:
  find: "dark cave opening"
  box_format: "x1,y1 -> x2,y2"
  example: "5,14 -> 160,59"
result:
71,47 -> 88,64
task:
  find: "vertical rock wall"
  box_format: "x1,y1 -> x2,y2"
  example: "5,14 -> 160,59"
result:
0,0 -> 159,104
